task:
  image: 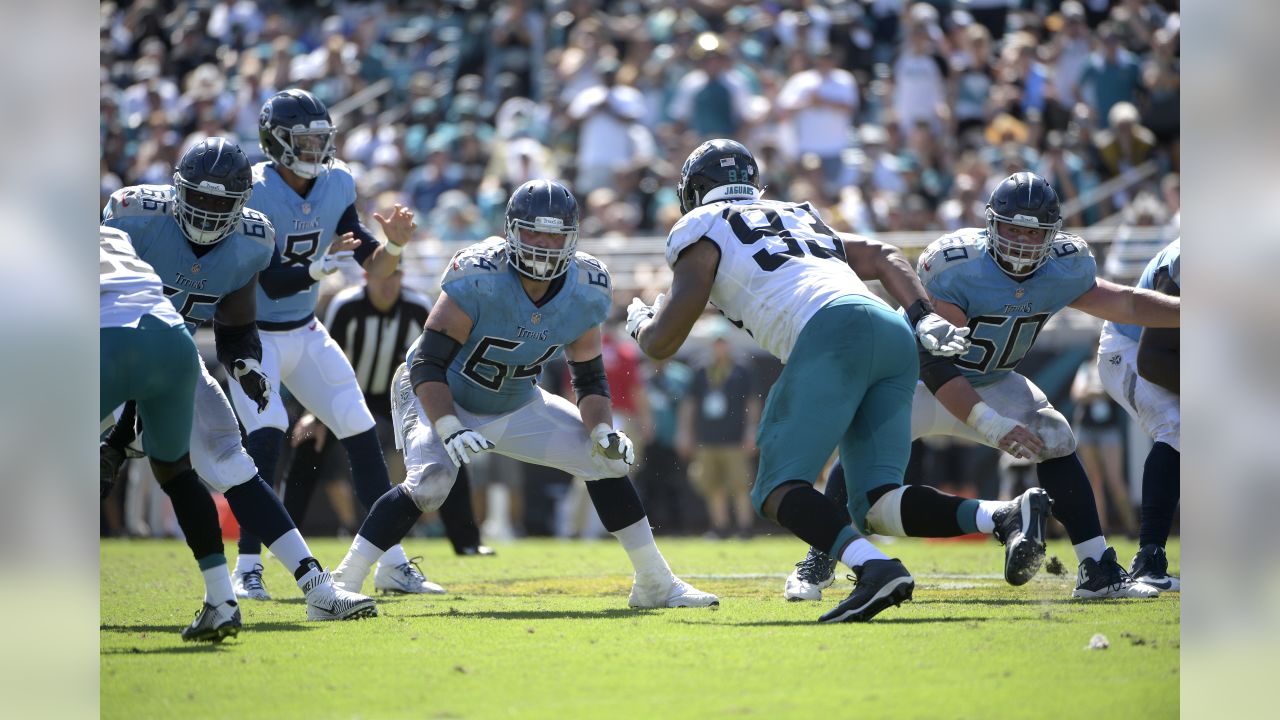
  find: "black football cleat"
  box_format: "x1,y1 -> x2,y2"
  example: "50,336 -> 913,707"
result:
818,559 -> 914,623
991,487 -> 1053,586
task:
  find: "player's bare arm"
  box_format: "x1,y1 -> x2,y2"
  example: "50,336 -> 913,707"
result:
364,204 -> 417,278
927,295 -> 1044,460
1068,277 -> 1180,327
631,239 -> 719,360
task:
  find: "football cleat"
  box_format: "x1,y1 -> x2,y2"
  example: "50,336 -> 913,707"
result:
783,547 -> 837,601
100,442 -> 127,499
991,487 -> 1053,586
629,575 -> 719,608
181,600 -> 241,642
303,571 -> 378,621
231,563 -> 271,601
456,545 -> 496,557
1129,544 -> 1180,592
819,559 -> 914,623
1072,547 -> 1161,599
374,557 -> 445,594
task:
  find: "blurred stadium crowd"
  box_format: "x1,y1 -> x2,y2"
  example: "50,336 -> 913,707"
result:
99,0 -> 1181,540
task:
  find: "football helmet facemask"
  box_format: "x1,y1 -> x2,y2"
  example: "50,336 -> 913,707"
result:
677,138 -> 762,214
172,137 -> 252,245
259,89 -> 337,179
984,171 -> 1063,278
504,180 -> 579,281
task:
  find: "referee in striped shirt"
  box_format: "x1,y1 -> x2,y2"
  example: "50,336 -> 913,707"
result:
283,268 -> 491,556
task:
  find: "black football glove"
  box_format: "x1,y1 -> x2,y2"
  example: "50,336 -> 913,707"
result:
233,359 -> 272,413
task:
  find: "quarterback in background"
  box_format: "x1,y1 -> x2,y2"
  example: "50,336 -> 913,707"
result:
226,88 -> 436,600
330,179 -> 718,610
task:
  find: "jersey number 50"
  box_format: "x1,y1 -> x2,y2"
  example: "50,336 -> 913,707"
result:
954,313 -> 1050,374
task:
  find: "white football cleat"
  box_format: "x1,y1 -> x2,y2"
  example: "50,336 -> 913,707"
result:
374,557 -> 445,594
181,600 -> 242,642
303,571 -> 378,621
783,547 -> 837,601
231,563 -> 271,601
629,575 -> 719,608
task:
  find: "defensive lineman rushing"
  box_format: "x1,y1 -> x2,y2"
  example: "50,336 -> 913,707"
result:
224,88 -> 437,600
330,179 -> 718,609
782,171 -> 1179,601
1098,238 -> 1180,590
100,226 -> 241,640
101,136 -> 376,621
628,139 -> 1054,623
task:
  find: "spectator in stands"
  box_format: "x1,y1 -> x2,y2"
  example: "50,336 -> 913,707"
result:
1075,21 -> 1143,128
568,57 -> 651,195
777,49 -> 859,195
669,33 -> 755,140
636,357 -> 697,535
1093,101 -> 1156,182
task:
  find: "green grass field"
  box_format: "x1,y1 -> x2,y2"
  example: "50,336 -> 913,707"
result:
101,536 -> 1178,719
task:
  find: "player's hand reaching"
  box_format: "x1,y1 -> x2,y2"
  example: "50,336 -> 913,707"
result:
967,401 -> 1042,460
915,313 -> 971,357
233,359 -> 273,413
590,423 -> 636,465
626,293 -> 666,341
435,414 -> 495,468
373,204 -> 417,249
309,233 -> 361,280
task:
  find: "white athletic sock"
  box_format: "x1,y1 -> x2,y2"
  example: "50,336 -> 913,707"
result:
839,537 -> 890,570
203,564 -> 235,605
1073,536 -> 1108,564
266,529 -> 315,585
379,543 -> 410,569
333,535 -> 383,589
612,518 -> 673,581
234,553 -> 261,575
975,500 -> 1006,534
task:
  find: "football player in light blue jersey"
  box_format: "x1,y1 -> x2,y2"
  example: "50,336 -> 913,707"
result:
1098,239 -> 1180,590
101,137 -> 377,621
226,89 -> 431,600
330,180 -> 719,609
783,172 -> 1180,601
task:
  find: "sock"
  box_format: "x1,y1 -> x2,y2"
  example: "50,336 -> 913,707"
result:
159,469 -> 224,562
822,462 -> 854,525
266,529 -> 320,580
234,553 -> 261,576
612,517 -> 673,580
198,556 -> 235,605
839,537 -> 890,570
774,484 -> 860,559
282,435 -> 325,525
869,484 -> 972,537
359,486 -> 423,551
333,535 -> 384,589
341,427 -> 394,510
1035,453 -> 1104,545
380,543 -> 410,569
1073,536 -> 1108,564
974,500 -> 1006,534
584,476 -> 646,532
239,428 -> 285,556
1139,442 -> 1180,548
439,465 -> 482,551
292,555 -> 325,592
225,476 -> 298,550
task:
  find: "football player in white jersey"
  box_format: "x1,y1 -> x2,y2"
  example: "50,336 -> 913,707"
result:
780,172 -> 1181,601
628,140 -> 1056,623
226,89 -> 434,600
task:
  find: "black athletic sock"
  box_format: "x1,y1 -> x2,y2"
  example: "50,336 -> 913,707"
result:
224,475 -> 296,548
775,483 -> 860,559
1139,442 -> 1180,548
341,427 -> 393,510
584,476 -> 646,533
439,465 -> 482,551
358,486 -> 424,552
238,428 -> 285,555
160,469 -> 224,561
1036,453 -> 1103,544
282,437 -> 324,526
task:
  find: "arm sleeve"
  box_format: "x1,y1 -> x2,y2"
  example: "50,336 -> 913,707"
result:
337,203 -> 380,265
257,245 -> 316,299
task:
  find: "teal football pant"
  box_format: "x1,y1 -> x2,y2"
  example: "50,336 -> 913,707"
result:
100,314 -> 200,463
752,295 -> 919,530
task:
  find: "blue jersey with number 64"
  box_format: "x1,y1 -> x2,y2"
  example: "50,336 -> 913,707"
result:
102,184 -> 276,332
917,228 -> 1096,387
407,237 -> 613,415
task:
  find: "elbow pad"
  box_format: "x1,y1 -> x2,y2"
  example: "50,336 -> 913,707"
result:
408,329 -> 462,391
214,321 -> 263,375
918,348 -> 961,393
568,354 -> 611,403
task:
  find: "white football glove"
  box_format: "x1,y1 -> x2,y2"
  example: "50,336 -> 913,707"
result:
434,414 -> 495,468
309,250 -> 359,281
915,313 -> 971,357
590,423 -> 636,465
232,359 -> 272,413
625,293 -> 666,341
